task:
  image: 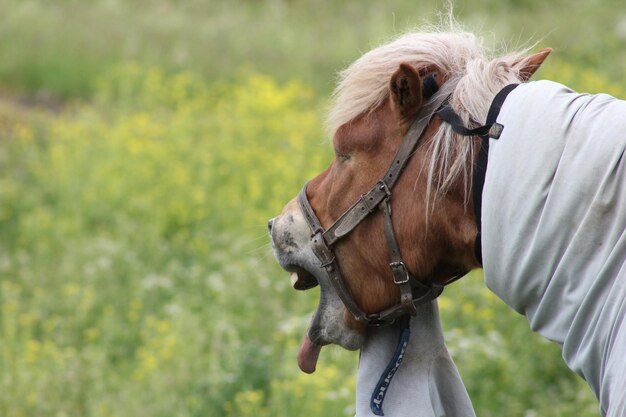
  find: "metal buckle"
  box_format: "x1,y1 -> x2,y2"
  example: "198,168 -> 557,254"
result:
359,313 -> 378,325
377,180 -> 392,197
311,231 -> 335,269
389,261 -> 410,284
488,122 -> 504,139
361,313 -> 389,327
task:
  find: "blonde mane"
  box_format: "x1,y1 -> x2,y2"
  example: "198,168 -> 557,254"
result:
328,26 -> 530,204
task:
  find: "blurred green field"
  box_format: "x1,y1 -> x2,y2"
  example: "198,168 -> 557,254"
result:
1,1 -> 625,416
1,0 -> 624,98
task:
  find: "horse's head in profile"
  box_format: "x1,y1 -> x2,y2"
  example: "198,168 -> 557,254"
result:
269,29 -> 550,373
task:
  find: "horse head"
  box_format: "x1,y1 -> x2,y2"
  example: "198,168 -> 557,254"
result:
269,30 -> 550,373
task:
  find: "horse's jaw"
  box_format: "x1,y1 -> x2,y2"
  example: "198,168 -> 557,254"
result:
269,198 -> 365,371
355,301 -> 476,417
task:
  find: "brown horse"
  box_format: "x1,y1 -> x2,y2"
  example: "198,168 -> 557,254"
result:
270,29 -> 549,364
269,28 -> 626,417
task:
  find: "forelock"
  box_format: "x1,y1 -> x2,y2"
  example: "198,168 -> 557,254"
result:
326,29 -> 485,136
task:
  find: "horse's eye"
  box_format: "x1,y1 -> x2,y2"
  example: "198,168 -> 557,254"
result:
335,151 -> 351,162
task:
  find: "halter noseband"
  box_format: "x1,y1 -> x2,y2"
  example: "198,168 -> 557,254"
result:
298,77 -> 519,327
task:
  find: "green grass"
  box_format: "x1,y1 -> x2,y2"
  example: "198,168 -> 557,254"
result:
0,0 -> 624,98
3,61 -> 620,417
1,1 -> 625,416
0,68 -> 349,417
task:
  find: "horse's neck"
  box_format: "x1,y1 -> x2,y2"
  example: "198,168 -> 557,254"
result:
355,302 -> 476,417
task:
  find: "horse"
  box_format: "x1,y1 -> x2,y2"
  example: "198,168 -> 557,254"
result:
269,27 -> 626,417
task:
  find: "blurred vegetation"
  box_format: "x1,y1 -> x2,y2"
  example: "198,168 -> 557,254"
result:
0,0 -> 624,98
0,0 -> 624,416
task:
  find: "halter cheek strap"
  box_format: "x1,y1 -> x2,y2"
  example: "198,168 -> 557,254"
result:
298,79 -> 461,327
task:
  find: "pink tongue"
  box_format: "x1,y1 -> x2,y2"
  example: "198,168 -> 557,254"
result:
297,334 -> 322,374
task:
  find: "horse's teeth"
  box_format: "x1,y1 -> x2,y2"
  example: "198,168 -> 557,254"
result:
290,272 -> 298,287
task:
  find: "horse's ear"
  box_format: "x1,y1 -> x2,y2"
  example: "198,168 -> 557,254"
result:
515,48 -> 552,81
390,63 -> 423,120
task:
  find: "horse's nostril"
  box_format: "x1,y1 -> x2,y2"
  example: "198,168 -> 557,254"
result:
268,218 -> 275,233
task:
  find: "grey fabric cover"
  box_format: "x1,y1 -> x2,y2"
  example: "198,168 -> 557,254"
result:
482,80 -> 626,416
355,301 -> 475,417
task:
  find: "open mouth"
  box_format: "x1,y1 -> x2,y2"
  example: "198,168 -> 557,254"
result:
283,265 -> 324,373
281,262 -> 364,374
288,266 -> 319,291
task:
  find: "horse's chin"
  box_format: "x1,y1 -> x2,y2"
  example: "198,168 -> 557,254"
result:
269,205 -> 365,371
297,286 -> 364,373
296,264 -> 365,373
279,261 -> 365,371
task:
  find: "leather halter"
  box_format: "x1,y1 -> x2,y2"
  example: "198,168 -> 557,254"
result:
298,79 -> 464,327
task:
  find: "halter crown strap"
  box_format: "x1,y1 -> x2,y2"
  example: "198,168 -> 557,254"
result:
436,84 -> 519,264
322,79 -> 461,246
